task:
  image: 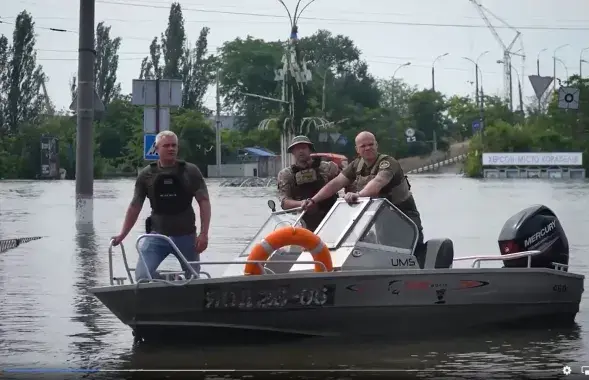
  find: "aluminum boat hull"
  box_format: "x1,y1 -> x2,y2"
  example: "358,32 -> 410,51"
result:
89,267 -> 583,343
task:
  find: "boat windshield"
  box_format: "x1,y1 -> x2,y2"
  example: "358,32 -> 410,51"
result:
358,201 -> 419,253
314,198 -> 370,248
238,210 -> 302,257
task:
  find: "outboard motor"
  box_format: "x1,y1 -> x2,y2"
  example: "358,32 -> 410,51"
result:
498,205 -> 569,271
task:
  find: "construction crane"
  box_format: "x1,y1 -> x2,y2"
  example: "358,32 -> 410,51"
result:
469,0 -> 525,111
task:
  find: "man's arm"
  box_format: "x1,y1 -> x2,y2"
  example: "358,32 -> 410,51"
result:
190,166 -> 211,236
311,173 -> 350,204
277,169 -> 301,210
358,158 -> 398,197
117,175 -> 147,239
310,160 -> 354,203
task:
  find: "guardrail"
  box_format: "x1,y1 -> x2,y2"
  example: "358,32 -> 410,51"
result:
453,250 -> 546,268
407,153 -> 467,174
108,228 -> 329,286
0,237 -> 44,253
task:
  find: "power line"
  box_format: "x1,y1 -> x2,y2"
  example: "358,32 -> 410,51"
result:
7,0 -> 584,32
33,55 -> 504,75
93,0 -> 589,31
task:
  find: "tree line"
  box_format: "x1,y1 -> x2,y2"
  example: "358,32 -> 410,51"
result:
0,5 -> 586,179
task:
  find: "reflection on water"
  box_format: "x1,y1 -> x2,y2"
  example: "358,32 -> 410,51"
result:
0,177 -> 588,379
69,222 -> 108,367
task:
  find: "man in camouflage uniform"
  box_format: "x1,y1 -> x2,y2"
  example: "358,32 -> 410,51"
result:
302,131 -> 424,244
277,135 -> 341,232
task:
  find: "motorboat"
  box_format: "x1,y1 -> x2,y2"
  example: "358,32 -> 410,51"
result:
89,197 -> 584,343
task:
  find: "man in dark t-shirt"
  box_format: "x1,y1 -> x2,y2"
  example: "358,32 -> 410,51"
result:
111,131 -> 211,280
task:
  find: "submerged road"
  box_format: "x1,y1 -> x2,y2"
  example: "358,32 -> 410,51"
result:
0,175 -> 588,378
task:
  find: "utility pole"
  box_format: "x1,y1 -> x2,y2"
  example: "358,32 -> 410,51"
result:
75,0 -> 96,224
215,70 -> 222,177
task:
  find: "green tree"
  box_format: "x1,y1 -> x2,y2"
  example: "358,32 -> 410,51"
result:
4,10 -> 45,132
0,35 -> 9,131
217,36 -> 284,130
181,26 -> 215,111
94,22 -> 121,106
161,2 -> 185,80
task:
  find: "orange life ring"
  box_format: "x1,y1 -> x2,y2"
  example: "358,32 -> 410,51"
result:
244,226 -> 333,275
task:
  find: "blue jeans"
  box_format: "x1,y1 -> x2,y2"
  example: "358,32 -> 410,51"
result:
135,233 -> 200,281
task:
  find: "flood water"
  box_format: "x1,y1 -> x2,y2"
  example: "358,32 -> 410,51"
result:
0,176 -> 588,379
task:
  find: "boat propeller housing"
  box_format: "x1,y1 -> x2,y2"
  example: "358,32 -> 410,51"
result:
498,205 -> 569,270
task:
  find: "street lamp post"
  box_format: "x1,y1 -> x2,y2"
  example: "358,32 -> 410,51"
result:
555,57 -> 569,80
463,51 -> 488,134
391,62 -> 411,109
537,48 -> 547,75
431,53 -> 448,91
553,44 -> 570,91
431,53 -> 448,151
580,47 -> 589,77
274,0 -> 315,168
498,60 -> 523,113
462,50 -> 489,110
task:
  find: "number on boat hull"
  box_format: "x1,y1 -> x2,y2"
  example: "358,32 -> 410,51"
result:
203,284 -> 336,310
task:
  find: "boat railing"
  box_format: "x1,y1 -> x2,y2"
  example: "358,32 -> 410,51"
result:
107,233 -> 327,286
453,250 -> 543,269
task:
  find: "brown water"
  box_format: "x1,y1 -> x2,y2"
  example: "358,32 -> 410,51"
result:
0,176 -> 588,379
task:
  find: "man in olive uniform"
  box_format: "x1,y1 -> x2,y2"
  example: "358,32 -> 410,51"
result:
111,130 -> 211,280
302,131 -> 424,244
277,135 -> 340,232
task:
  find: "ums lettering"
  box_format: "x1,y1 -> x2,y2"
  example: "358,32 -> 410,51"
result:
391,257 -> 417,267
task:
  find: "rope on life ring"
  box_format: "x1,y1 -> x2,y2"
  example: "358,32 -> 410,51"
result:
244,226 -> 333,275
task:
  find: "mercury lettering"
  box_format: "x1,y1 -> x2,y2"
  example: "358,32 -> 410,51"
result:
524,220 -> 556,247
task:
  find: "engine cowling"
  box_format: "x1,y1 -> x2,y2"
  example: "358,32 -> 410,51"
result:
498,205 -> 569,271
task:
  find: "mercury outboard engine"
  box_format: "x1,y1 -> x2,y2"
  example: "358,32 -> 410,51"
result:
498,205 -> 569,271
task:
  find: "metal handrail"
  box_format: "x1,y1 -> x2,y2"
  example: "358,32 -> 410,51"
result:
453,250 -> 542,268
108,240 -> 134,286
108,232 -> 329,286
135,234 -> 201,281
183,259 -> 329,273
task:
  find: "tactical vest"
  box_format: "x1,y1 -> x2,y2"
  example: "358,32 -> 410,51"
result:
354,154 -> 418,211
147,161 -> 193,215
290,158 -> 338,231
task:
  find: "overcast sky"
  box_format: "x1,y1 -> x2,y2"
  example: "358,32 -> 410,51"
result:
2,0 -> 589,112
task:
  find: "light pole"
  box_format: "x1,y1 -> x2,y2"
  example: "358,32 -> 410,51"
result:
431,53 -> 448,151
463,51 -> 488,134
275,0 -> 315,168
553,44 -> 570,91
537,48 -> 547,75
391,62 -> 411,109
498,60 -> 523,113
580,47 -> 589,77
462,50 -> 488,110
555,57 -> 569,80
431,53 -> 448,91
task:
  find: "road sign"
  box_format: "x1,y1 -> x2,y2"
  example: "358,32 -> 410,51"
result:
406,136 -> 416,143
405,128 -> 415,138
69,89 -> 105,113
329,133 -> 341,143
336,135 -> 348,146
144,134 -> 158,160
132,79 -> 182,107
558,87 -> 580,110
143,107 -> 170,134
528,75 -> 553,101
472,120 -> 482,133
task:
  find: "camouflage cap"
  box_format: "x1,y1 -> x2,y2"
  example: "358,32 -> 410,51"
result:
287,135 -> 315,153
